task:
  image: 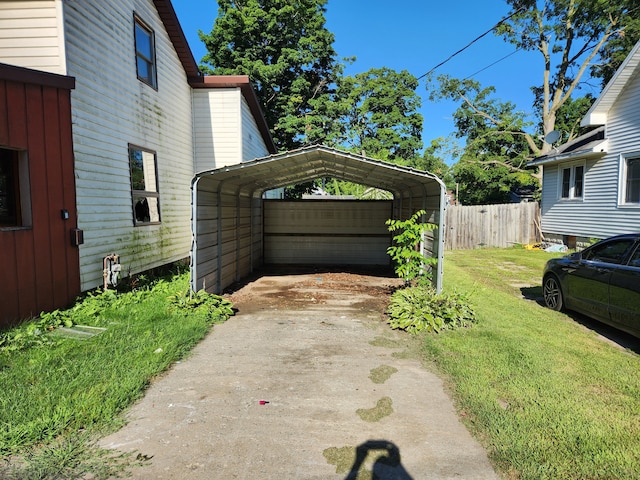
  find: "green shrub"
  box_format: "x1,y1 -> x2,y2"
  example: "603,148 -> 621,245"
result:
385,210 -> 437,284
386,285 -> 476,334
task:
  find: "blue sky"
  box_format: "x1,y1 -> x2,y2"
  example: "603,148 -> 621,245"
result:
172,1 -> 599,154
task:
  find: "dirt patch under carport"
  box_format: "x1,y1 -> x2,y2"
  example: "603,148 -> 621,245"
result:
100,267 -> 499,479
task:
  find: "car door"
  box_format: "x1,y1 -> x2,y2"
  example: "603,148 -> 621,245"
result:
565,238 -> 636,322
608,242 -> 640,337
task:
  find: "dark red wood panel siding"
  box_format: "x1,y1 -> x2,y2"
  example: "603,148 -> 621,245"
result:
0,66 -> 79,329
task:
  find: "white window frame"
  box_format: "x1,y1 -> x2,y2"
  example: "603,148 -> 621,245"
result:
129,145 -> 161,226
134,15 -> 157,89
558,161 -> 585,201
618,152 -> 640,207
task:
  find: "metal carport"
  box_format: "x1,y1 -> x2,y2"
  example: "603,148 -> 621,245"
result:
190,145 -> 446,294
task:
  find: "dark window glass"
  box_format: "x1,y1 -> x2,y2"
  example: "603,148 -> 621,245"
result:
129,146 -> 160,225
574,165 -> 584,198
584,239 -> 635,264
561,168 -> 571,198
0,148 -> 20,226
134,18 -> 156,88
629,246 -> 640,268
625,158 -> 640,203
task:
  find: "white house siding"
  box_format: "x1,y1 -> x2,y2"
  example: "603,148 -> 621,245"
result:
193,88 -> 242,172
64,0 -> 194,290
541,73 -> 640,241
241,97 -> 270,161
0,0 -> 66,74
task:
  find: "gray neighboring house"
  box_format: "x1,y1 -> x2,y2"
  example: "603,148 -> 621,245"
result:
529,40 -> 640,249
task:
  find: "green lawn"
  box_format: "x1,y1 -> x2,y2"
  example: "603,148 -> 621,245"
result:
0,270 -> 232,479
422,248 -> 640,480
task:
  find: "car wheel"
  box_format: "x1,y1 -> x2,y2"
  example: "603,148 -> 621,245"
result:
543,274 -> 564,311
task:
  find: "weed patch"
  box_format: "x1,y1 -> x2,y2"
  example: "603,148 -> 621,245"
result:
368,365 -> 398,384
0,270 -> 233,478
356,397 -> 393,422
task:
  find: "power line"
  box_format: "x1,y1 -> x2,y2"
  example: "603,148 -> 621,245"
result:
463,48 -> 522,80
417,6 -> 524,81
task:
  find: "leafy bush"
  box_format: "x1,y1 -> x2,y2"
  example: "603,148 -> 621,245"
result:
386,285 -> 476,334
385,210 -> 437,284
168,289 -> 235,323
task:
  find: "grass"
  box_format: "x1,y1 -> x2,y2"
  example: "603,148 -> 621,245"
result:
423,248 -> 640,480
0,268 -> 232,479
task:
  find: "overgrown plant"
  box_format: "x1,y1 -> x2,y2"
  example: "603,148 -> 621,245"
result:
387,286 -> 476,334
385,210 -> 437,284
168,289 -> 235,324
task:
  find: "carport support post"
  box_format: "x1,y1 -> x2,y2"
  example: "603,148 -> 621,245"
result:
435,181 -> 445,293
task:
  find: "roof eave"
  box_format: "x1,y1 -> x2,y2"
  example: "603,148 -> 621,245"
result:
528,140 -> 608,167
581,39 -> 640,127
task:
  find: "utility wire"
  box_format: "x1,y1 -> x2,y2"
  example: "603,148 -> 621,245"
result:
463,48 -> 522,79
417,6 -> 524,81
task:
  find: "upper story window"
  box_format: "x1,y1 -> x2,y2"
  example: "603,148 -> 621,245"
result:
560,163 -> 584,200
134,16 -> 157,89
129,145 -> 160,225
621,155 -> 640,205
0,147 -> 31,229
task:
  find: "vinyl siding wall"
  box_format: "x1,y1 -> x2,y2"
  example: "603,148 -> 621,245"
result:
541,70 -> 640,240
241,97 -> 270,161
193,88 -> 242,172
64,0 -> 194,290
0,0 -> 66,75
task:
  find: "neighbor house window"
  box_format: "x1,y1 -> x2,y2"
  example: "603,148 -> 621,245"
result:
134,16 -> 157,88
0,148 -> 31,228
622,155 -> 640,204
560,163 -> 585,199
129,145 -> 160,225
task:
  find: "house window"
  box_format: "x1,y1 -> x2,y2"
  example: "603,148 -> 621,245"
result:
129,146 -> 160,225
134,16 -> 157,88
560,163 -> 585,200
0,148 -> 30,228
623,156 -> 640,204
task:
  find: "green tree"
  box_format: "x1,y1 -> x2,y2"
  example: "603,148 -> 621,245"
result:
495,0 -> 635,155
590,0 -> 640,86
199,0 -> 342,150
414,139 -> 454,189
334,67 -> 423,163
430,77 -> 538,203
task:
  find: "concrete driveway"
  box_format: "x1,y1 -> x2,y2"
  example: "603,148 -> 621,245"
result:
100,268 -> 499,479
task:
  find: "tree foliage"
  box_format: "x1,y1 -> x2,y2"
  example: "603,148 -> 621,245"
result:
430,77 -> 538,204
199,0 -> 342,149
495,0 -> 636,155
334,67 -> 424,162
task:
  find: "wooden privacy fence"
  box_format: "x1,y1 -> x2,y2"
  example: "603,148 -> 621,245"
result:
444,202 -> 541,250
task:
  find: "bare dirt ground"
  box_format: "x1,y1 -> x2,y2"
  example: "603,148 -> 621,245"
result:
100,266 -> 499,479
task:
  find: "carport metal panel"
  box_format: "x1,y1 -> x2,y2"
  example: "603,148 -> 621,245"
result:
191,145 -> 446,294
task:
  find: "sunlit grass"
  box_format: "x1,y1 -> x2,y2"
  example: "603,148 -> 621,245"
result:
0,271 -> 231,478
422,248 -> 640,479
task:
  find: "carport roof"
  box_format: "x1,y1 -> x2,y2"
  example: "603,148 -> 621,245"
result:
193,145 -> 444,197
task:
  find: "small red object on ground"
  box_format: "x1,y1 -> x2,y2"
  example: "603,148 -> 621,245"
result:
259,400 -> 269,405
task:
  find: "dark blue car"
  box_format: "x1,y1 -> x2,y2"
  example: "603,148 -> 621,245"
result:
543,234 -> 640,338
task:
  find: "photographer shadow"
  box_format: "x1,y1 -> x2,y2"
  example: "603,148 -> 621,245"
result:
345,440 -> 413,480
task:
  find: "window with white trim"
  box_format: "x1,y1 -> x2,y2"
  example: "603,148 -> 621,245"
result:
134,16 -> 157,88
560,162 -> 585,200
621,154 -> 640,205
129,145 -> 160,225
